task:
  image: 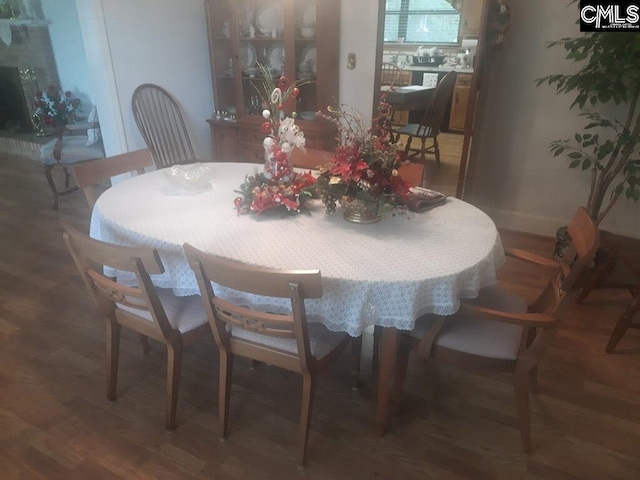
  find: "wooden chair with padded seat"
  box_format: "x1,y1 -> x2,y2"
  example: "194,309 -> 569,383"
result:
571,231 -> 640,353
131,83 -> 197,168
62,222 -> 210,431
184,243 -> 355,468
389,207 -> 600,453
391,71 -> 457,175
71,148 -> 154,208
290,147 -> 334,170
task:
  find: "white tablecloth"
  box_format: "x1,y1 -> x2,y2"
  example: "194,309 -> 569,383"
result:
90,162 -> 504,336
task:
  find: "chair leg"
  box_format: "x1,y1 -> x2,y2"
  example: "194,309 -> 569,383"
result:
105,321 -> 121,402
43,164 -> 79,210
433,137 -> 441,165
513,368 -> 532,454
606,292 -> 640,353
297,372 -> 316,469
44,165 -> 60,210
420,137 -> 427,161
165,337 -> 184,431
63,166 -> 72,188
404,136 -> 413,156
219,351 -> 234,440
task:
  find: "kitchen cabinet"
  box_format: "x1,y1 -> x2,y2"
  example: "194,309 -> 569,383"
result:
461,0 -> 483,36
448,73 -> 472,132
204,0 -> 340,162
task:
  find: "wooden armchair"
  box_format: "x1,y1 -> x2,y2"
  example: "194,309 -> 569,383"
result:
184,243 -> 356,468
39,122 -> 105,209
389,207 -> 599,453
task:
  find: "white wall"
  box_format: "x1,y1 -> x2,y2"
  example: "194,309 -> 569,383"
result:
41,0 -> 95,113
76,0 -> 213,160
339,1 -> 379,119
466,0 -> 639,238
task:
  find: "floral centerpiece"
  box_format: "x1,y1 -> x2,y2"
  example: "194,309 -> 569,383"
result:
32,84 -> 81,129
314,98 -> 412,223
234,65 -> 316,216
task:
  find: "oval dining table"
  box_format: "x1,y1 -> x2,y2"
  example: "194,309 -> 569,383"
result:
90,161 -> 505,434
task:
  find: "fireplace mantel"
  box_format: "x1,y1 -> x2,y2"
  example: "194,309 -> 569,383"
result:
0,18 -> 50,46
0,18 -> 50,27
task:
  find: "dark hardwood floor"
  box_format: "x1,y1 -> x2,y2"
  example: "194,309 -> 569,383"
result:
1,154 -> 640,479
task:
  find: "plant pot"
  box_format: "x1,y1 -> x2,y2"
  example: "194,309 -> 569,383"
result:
341,197 -> 381,224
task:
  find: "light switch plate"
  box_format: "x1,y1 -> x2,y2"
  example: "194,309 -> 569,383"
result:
422,73 -> 438,89
347,52 -> 356,70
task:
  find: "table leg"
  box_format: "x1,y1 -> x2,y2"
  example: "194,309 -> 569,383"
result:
376,326 -> 398,436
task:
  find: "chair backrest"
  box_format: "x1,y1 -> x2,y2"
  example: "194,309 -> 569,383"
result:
131,83 -> 197,169
71,149 -> 154,207
417,71 -> 457,136
381,63 -> 406,87
530,207 -> 599,319
290,147 -> 334,169
183,243 -> 323,370
61,221 -> 176,341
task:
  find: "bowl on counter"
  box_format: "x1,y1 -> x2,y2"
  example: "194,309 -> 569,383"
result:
412,55 -> 446,66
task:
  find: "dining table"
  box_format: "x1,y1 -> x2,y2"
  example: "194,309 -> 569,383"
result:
381,84 -> 434,112
90,161 -> 505,434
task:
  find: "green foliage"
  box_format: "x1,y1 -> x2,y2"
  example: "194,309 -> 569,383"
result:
536,31 -> 640,223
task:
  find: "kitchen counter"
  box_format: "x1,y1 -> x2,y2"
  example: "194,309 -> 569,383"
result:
403,65 -> 474,74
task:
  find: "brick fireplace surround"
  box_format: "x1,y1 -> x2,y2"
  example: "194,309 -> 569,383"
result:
0,20 -> 60,161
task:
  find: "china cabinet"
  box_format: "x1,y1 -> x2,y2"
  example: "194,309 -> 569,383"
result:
204,0 -> 340,162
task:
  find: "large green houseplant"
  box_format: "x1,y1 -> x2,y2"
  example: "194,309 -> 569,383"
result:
536,27 -> 640,225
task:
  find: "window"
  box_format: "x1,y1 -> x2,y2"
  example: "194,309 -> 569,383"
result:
385,0 -> 461,45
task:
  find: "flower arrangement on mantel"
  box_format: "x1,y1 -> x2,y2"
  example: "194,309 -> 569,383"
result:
314,98 -> 412,221
234,65 -> 316,216
32,85 -> 81,128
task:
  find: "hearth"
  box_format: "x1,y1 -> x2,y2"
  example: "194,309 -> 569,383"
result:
0,66 -> 32,132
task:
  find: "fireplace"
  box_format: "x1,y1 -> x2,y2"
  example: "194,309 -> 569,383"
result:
0,66 -> 31,131
0,17 -> 59,133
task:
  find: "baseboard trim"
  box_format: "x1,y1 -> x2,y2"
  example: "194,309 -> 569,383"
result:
482,207 -> 639,240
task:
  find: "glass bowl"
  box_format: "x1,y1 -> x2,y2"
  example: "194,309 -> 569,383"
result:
164,163 -> 215,191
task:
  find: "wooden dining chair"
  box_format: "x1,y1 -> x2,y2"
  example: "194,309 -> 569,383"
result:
184,243 -> 354,468
62,221 -> 210,431
391,71 -> 457,171
380,62 -> 406,87
71,148 -> 154,208
290,147 -> 334,170
131,83 -> 197,169
389,207 -> 599,453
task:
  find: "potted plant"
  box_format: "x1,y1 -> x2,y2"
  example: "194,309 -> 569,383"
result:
536,28 -> 640,226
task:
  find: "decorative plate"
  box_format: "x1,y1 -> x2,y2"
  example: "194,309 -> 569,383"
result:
256,3 -> 284,36
300,43 -> 317,74
239,42 -> 257,69
266,43 -> 286,72
301,2 -> 316,26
